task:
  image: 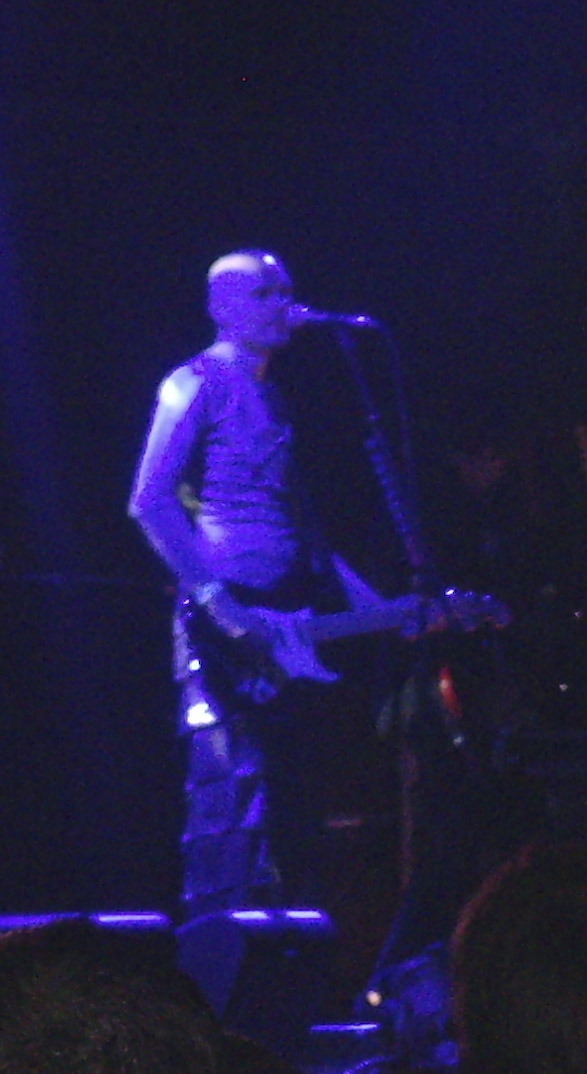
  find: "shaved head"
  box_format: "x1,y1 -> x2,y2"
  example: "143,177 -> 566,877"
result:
207,250 -> 279,282
206,249 -> 293,354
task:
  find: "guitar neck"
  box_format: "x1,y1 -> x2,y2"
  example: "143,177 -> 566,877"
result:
307,600 -> 414,644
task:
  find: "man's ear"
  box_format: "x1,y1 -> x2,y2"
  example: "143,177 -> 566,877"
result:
207,277 -> 230,327
207,287 -> 221,326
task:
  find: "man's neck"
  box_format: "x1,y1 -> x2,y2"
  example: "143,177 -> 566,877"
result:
212,336 -> 271,378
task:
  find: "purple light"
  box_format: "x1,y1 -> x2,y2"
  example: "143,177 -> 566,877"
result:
311,1023 -> 380,1034
229,910 -> 270,922
91,912 -> 170,928
284,909 -> 324,921
0,912 -> 171,933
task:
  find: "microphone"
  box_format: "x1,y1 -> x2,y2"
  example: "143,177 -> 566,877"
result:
288,304 -> 380,330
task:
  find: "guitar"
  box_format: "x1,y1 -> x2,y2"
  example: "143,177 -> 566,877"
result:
182,588 -> 511,706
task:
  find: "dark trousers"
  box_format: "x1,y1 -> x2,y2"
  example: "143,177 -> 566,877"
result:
181,680 -> 334,920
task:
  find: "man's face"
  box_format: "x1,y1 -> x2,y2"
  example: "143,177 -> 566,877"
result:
208,253 -> 293,351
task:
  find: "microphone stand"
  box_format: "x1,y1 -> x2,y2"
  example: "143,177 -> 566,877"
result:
332,323 -> 442,600
333,323 -> 481,1018
332,320 -> 467,751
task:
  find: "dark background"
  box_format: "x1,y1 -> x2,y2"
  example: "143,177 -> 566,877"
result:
1,1 -> 585,916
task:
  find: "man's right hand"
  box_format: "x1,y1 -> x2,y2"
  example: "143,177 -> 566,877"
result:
205,587 -> 254,638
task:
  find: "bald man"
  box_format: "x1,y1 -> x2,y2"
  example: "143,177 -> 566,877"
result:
130,249 -> 387,917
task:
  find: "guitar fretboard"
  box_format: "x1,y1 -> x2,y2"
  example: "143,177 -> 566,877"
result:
306,598 -> 419,643
304,592 -> 510,644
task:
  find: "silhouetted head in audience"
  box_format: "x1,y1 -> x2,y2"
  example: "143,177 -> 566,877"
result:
0,918 -> 222,1074
452,841 -> 587,1074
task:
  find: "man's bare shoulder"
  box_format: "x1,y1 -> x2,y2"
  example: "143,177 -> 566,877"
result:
158,345 -> 238,415
156,361 -> 204,411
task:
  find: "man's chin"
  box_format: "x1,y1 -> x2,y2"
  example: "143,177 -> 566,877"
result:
239,327 -> 290,352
